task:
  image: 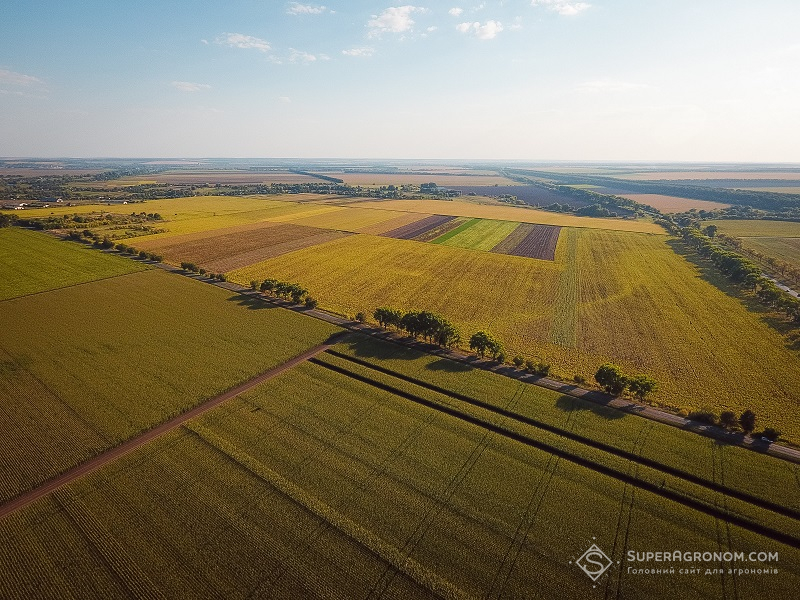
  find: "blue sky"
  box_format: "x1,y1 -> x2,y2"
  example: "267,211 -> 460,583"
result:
1,1 -> 799,160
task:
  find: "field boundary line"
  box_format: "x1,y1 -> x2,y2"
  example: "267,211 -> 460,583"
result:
0,332 -> 348,522
309,358 -> 800,550
186,423 -> 474,600
321,350 -> 800,521
0,268 -> 151,304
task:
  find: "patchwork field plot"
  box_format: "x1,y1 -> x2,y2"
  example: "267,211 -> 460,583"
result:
2,350 -> 796,599
273,205 -> 408,232
135,222 -> 351,272
380,214 -> 457,240
620,193 -> 731,213
502,224 -> 561,260
229,228 -> 800,442
709,220 -> 800,270
355,199 -> 665,233
356,211 -> 434,235
0,228 -> 147,300
328,172 -> 519,186
0,267 -> 339,502
116,171 -> 322,185
617,171 -> 800,181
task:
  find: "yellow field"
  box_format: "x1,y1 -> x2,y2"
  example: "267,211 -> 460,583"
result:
620,193 -> 730,213
352,199 -> 665,233
276,206 -> 410,232
229,229 -> 800,441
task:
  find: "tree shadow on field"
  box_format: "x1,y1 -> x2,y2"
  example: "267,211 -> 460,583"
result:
336,334 -> 418,361
424,358 -> 472,373
225,293 -> 280,311
555,394 -> 626,420
667,239 -> 800,350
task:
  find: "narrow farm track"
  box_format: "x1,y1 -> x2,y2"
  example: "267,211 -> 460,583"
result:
0,334 -> 348,522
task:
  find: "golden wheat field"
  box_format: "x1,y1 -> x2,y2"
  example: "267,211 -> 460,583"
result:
230,229 -> 800,442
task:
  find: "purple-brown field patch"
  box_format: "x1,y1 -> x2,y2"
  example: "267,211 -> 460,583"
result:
380,215 -> 457,240
498,224 -> 561,260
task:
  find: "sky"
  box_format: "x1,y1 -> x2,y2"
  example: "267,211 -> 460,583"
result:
1,0 -> 799,161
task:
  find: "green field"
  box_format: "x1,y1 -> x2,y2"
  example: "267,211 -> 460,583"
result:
0,228 -> 148,300
708,220 -> 800,238
0,260 -> 339,502
1,343 -> 796,599
434,218 -> 520,250
229,228 -> 800,443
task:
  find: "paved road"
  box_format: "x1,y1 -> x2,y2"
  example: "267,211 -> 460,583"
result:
0,335 -> 347,521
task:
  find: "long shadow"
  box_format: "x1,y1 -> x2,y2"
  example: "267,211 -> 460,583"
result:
424,358 -> 472,373
224,293 -> 280,311
667,239 -> 800,347
335,335 -> 420,362
555,394 -> 626,420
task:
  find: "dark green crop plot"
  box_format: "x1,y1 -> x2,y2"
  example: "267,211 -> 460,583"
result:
0,228 -> 148,300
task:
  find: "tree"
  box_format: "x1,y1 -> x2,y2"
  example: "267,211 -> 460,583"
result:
469,331 -> 503,359
304,296 -> 318,309
627,374 -> 658,400
374,307 -> 403,328
703,224 -> 718,238
719,410 -> 738,430
260,278 -> 278,293
250,280 -> 259,291
761,427 -> 780,442
594,363 -> 628,395
739,410 -> 756,434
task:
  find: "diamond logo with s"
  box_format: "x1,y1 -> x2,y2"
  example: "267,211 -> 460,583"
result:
575,543 -> 613,582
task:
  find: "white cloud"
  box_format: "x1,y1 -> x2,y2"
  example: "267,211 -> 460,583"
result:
456,20 -> 503,39
215,32 -> 271,52
426,26 -> 438,32
531,0 -> 590,16
342,47 -> 376,57
287,3 -> 328,15
448,7 -> 463,16
288,49 -> 330,63
171,81 -> 211,92
279,96 -> 292,103
368,6 -> 426,37
0,69 -> 43,86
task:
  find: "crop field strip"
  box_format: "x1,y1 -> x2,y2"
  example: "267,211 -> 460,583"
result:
356,211 -> 434,235
488,222 -> 537,254
354,198 -> 666,234
434,219 -> 517,251
549,228 -> 579,346
2,358 -> 797,599
133,221 -> 351,272
0,228 -> 148,300
330,336 -> 800,511
380,214 -> 458,240
412,217 -> 469,243
310,353 -> 800,547
318,349 -> 800,524
502,224 -> 561,260
0,266 -> 339,503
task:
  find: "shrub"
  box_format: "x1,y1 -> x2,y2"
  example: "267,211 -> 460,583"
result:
761,427 -> 781,442
216,273 -> 226,282
574,374 -> 587,385
512,355 -> 525,368
305,296 -> 318,309
138,250 -> 147,259
355,311 -> 367,323
688,410 -> 718,425
719,410 -> 738,430
250,280 -> 259,291
739,409 -> 756,434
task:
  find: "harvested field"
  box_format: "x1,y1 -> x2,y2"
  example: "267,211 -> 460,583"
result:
277,206 -> 408,232
115,171 -> 320,185
412,217 -> 467,242
354,199 -> 665,233
616,171 -> 800,181
357,211 -> 433,235
380,214 -> 457,240
328,172 -> 519,186
708,219 -> 800,238
136,222 -> 350,272
490,223 -> 538,254
504,225 -> 561,261
620,193 -> 730,213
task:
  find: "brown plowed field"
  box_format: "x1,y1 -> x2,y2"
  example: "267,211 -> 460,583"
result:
138,223 -> 351,272
489,223 -> 538,254
413,217 -> 467,242
505,225 -> 561,260
380,215 -> 456,240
